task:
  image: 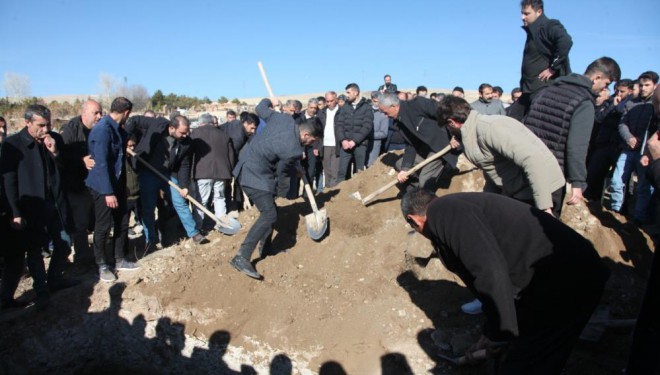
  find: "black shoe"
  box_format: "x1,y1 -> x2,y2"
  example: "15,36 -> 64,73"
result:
192,234 -> 210,245
229,255 -> 262,280
49,278 -> 81,293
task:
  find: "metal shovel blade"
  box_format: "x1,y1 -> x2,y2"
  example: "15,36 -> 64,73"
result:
305,208 -> 328,241
215,215 -> 241,236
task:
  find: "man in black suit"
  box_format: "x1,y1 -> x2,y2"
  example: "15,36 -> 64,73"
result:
230,98 -> 322,280
378,92 -> 459,191
0,105 -> 76,309
402,189 -> 609,374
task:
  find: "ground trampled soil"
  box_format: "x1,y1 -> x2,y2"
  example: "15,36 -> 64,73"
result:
0,153 -> 654,375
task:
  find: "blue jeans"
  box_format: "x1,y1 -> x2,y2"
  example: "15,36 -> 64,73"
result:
610,150 -> 640,212
140,171 -> 199,243
634,164 -> 655,222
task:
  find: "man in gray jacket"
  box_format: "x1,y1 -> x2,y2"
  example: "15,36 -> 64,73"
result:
230,98 -> 322,280
367,91 -> 391,167
470,83 -> 506,116
440,96 -> 565,214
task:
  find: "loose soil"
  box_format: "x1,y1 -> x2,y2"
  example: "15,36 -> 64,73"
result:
0,153 -> 654,375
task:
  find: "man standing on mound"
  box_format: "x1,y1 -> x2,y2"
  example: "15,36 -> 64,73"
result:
229,98 -> 322,280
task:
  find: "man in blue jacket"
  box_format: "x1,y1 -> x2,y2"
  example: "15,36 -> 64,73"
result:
86,97 -> 138,282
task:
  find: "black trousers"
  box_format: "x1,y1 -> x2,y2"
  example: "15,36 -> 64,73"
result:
237,187 -> 276,260
585,145 -> 620,201
91,189 -> 129,266
0,202 -> 71,300
626,248 -> 660,374
337,142 -> 368,182
496,254 -> 609,374
66,187 -> 94,261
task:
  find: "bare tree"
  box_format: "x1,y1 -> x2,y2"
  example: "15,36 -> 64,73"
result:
3,72 -> 31,99
98,72 -> 116,107
97,73 -> 149,110
128,84 -> 150,111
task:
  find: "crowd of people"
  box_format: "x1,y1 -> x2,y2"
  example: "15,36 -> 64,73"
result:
0,0 -> 658,373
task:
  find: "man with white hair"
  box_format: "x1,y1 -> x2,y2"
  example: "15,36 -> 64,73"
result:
191,113 -> 235,231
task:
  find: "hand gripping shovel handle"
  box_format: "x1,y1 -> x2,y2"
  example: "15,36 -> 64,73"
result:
361,144 -> 452,205
126,149 -> 232,229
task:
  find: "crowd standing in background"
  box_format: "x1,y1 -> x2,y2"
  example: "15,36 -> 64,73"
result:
0,0 -> 658,372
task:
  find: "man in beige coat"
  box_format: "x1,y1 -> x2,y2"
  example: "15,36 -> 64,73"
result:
438,95 -> 567,316
439,96 -> 565,215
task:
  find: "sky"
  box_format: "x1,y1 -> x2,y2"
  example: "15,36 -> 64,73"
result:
1,0 -> 659,100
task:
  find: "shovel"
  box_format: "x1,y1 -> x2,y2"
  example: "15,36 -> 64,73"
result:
301,174 -> 328,240
127,149 -> 241,236
354,145 -> 452,205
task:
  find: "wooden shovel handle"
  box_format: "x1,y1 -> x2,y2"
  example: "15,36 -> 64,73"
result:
258,61 -> 275,99
126,149 -> 230,228
361,144 -> 452,205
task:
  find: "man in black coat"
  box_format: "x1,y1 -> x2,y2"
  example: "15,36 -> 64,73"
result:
335,83 -> 373,182
230,98 -> 322,280
127,115 -> 209,248
626,87 -> 660,375
508,0 -> 573,121
402,188 -> 609,374
0,105 -> 75,309
219,112 -> 258,210
378,93 -> 459,191
191,113 -> 235,230
60,99 -> 102,264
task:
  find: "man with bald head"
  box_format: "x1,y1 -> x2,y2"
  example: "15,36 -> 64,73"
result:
61,99 -> 103,265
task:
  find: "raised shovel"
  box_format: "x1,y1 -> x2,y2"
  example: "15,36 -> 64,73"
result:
301,174 -> 328,240
257,60 -> 328,240
126,149 -> 241,236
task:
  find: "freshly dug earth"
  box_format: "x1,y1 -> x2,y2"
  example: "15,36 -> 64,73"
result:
0,154 -> 654,374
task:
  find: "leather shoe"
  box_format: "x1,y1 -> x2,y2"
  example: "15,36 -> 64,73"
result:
229,255 -> 262,280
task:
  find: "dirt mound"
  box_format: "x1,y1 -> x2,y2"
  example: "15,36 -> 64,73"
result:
0,153 -> 654,374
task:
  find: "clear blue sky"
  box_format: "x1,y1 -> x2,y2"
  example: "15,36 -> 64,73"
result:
1,0 -> 658,99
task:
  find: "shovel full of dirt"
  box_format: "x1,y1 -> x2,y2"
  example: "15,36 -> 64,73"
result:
301,174 -> 328,240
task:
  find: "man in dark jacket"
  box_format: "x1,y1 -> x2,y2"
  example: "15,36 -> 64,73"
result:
60,99 -> 102,264
626,87 -> 660,375
220,112 -> 258,210
377,74 -> 398,94
86,97 -> 137,282
191,113 -> 235,230
0,105 -> 74,309
378,93 -> 459,191
335,83 -> 373,182
402,188 -> 609,374
525,57 -> 621,216
585,79 -> 634,201
609,71 -> 658,223
230,98 -> 322,280
508,0 -> 573,121
128,115 -> 209,249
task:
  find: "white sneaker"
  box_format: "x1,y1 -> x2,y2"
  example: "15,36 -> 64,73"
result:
461,298 -> 483,315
